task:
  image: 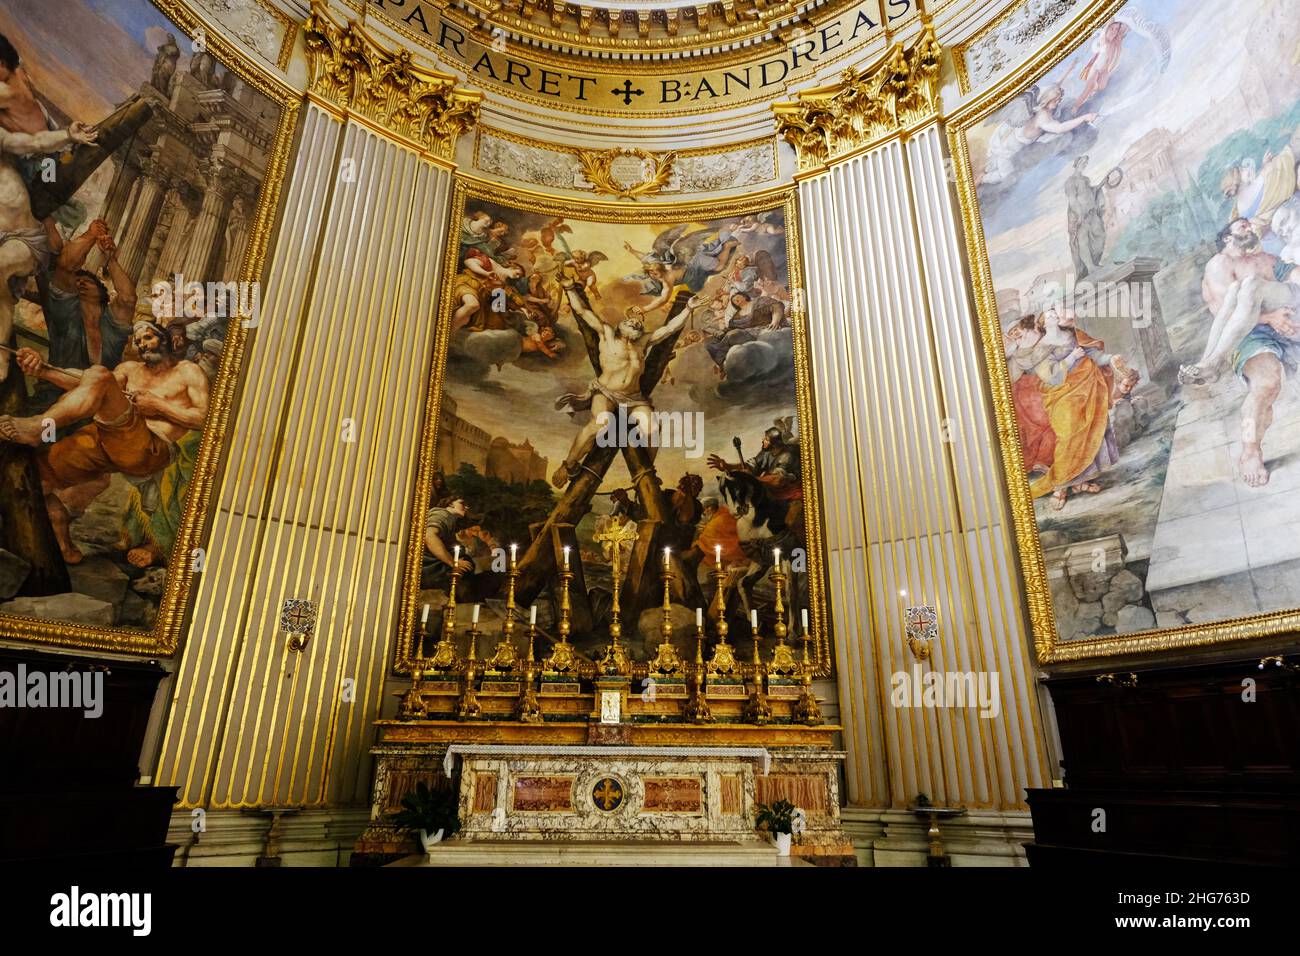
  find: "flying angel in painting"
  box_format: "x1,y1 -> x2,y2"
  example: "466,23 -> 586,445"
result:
622,222 -> 742,315
977,83 -> 1099,187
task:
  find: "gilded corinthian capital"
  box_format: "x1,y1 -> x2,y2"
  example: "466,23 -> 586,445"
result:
773,17 -> 943,172
303,3 -> 482,161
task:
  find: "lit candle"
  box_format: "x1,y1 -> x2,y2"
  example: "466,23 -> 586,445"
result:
563,545 -> 570,569
801,608 -> 809,633
530,605 -> 537,625
510,543 -> 517,564
773,547 -> 781,567
663,546 -> 671,569
453,544 -> 460,565
471,604 -> 480,624
750,609 -> 758,629
696,607 -> 703,629
421,603 -> 430,625
714,544 -> 722,568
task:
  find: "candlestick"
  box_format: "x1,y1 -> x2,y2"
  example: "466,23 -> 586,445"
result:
510,542 -> 517,565
514,619 -> 542,723
743,606 -> 771,725
648,551 -> 683,678
430,560 -> 466,672
456,620 -> 482,720
802,608 -> 809,633
714,544 -> 722,569
488,550 -> 521,674
773,547 -> 781,567
683,608 -> 713,724
794,624 -> 823,726
543,554 -> 579,676
472,603 -> 480,624
421,603 -> 430,625
563,545 -> 570,569
453,544 -> 460,565
530,604 -> 537,625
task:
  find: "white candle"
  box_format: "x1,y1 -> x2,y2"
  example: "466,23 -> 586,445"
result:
663,546 -> 671,569
801,608 -> 809,633
563,545 -> 570,569
529,605 -> 537,625
696,607 -> 703,629
421,603 -> 430,624
510,543 -> 517,564
714,544 -> 722,568
750,609 -> 758,629
453,544 -> 460,564
773,547 -> 781,567
471,604 -> 480,624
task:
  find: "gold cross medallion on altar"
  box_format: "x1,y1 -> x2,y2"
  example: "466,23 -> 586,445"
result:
592,777 -> 624,812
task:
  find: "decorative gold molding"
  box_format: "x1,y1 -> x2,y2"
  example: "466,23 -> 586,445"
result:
773,16 -> 942,173
576,147 -> 677,199
303,2 -> 481,161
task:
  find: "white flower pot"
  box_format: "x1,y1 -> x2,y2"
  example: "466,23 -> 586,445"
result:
419,828 -> 445,852
773,832 -> 792,856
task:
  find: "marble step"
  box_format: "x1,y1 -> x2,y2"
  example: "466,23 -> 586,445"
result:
392,839 -> 799,867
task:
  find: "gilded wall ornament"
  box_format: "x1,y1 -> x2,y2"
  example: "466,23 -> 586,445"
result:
577,147 -> 678,199
773,18 -> 943,172
303,2 -> 481,161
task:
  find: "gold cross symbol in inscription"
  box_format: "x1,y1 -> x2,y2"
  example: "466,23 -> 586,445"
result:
593,778 -> 623,811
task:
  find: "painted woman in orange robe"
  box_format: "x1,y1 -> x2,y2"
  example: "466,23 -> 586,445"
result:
1005,315 -> 1057,475
1026,308 -> 1120,510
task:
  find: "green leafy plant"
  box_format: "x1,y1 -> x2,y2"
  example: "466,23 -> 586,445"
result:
390,781 -> 461,838
754,799 -> 797,836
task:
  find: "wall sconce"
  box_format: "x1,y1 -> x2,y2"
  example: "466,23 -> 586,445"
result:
280,598 -> 318,653
904,604 -> 937,662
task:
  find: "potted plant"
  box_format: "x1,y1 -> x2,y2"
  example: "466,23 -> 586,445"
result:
390,781 -> 461,853
755,799 -> 798,856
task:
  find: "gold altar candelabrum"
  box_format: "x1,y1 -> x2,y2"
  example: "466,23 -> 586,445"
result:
487,545 -> 522,675
542,546 -> 580,677
743,609 -> 772,725
647,547 -> 684,680
456,609 -> 483,720
706,547 -> 740,679
428,548 -> 466,673
398,612 -> 429,719
682,608 -> 713,723
794,611 -> 824,726
767,551 -> 800,681
514,610 -> 543,723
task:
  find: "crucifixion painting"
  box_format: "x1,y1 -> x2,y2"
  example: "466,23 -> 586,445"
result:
410,188 -> 822,667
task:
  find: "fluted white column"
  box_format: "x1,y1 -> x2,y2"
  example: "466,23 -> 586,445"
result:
154,104 -> 456,808
797,122 -> 1051,812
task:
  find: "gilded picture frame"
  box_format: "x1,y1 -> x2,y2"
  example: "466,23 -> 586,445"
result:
394,175 -> 833,675
0,0 -> 299,656
947,0 -> 1300,663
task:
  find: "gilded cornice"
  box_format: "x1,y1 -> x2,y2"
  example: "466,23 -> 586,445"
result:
772,16 -> 941,172
303,2 -> 482,161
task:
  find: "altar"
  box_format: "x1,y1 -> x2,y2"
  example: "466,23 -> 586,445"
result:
353,496 -> 852,863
